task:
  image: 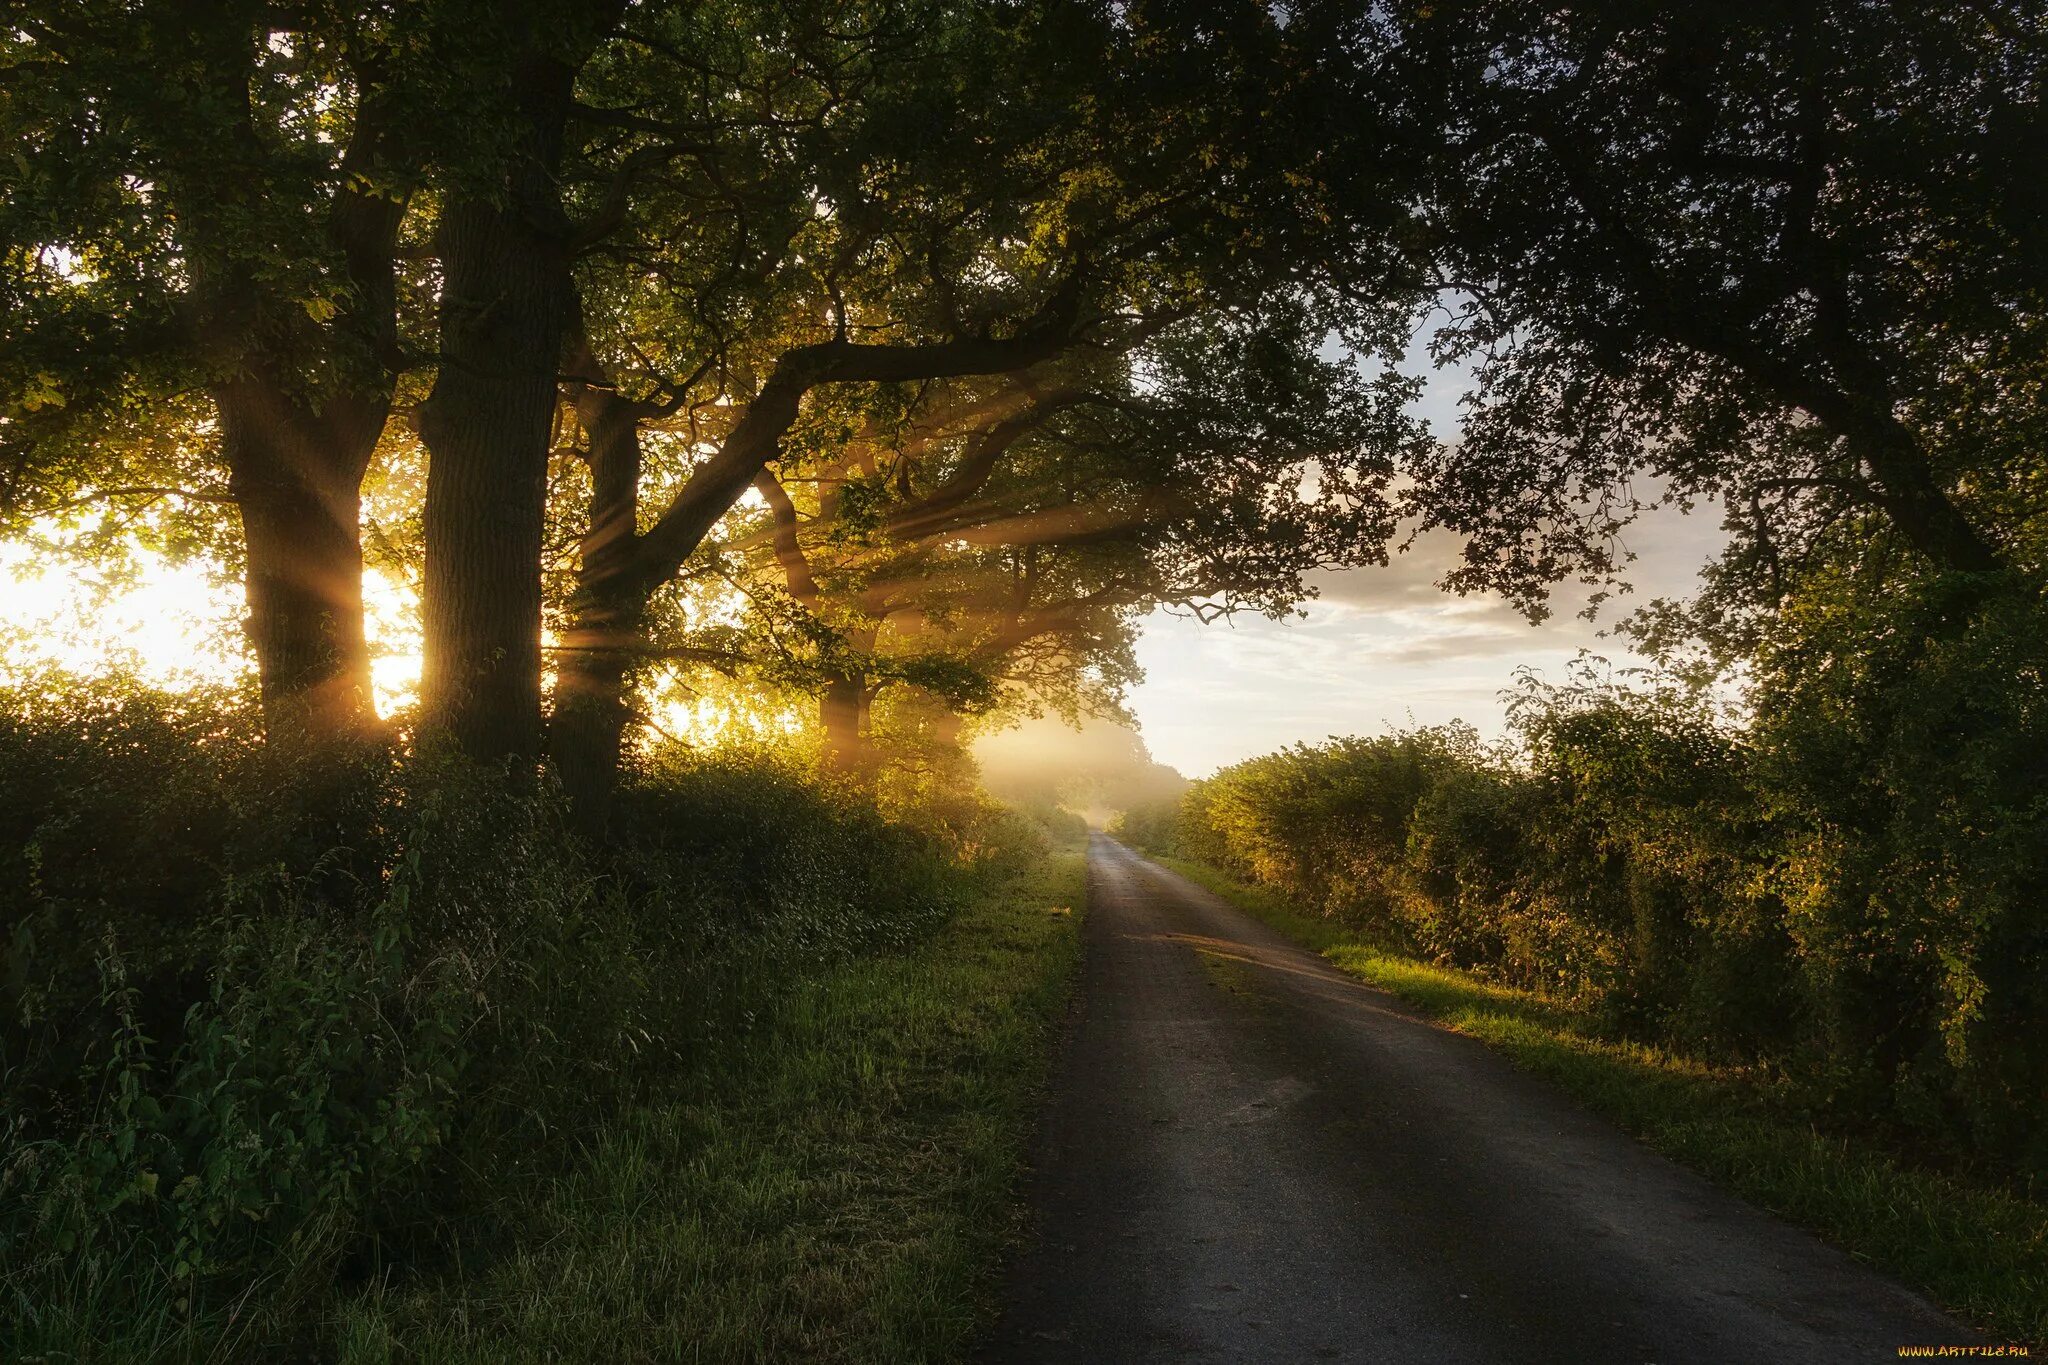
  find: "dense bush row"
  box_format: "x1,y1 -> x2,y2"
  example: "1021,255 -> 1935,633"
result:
0,679 -> 1028,1359
1121,573 -> 2048,1181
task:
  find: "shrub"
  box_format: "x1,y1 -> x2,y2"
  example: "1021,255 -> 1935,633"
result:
1749,571 -> 2048,1171
1157,573 -> 2048,1181
0,689 -> 975,1361
1181,726 -> 1491,931
1108,797 -> 1182,856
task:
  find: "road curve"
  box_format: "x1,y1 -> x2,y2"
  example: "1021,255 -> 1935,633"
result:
983,835 -> 1972,1364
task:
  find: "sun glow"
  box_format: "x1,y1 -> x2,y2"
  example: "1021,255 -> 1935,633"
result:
0,542 -> 245,690
649,689 -> 803,750
363,566 -> 422,715
1,542 -> 434,717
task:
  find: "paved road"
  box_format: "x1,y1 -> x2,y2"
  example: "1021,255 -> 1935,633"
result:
984,836 -> 1973,1364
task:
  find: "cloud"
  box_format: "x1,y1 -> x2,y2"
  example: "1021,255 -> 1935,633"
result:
1126,333 -> 1738,778
1297,497 -> 1730,663
1307,532 -> 1464,611
1128,500 -> 1731,775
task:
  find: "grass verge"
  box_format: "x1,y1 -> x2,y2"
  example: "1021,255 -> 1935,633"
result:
332,853 -> 1085,1364
1155,854 -> 2047,1348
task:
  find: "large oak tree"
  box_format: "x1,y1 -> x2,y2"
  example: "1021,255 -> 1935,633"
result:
2,3 -> 423,735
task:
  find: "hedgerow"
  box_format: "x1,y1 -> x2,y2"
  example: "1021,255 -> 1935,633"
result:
1122,571 -> 2048,1180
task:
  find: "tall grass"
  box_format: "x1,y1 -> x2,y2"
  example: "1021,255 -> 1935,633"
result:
1,681 -> 1073,1361
332,854 -> 1084,1363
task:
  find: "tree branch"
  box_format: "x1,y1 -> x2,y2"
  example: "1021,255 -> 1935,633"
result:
628,271 -> 1092,594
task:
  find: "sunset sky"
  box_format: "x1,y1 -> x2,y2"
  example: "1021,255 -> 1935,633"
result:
1124,347 -> 1728,776
0,341 -> 1726,778
1126,518 -> 1724,778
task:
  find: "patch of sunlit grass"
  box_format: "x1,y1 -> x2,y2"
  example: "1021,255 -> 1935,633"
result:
1322,948 -> 1672,1061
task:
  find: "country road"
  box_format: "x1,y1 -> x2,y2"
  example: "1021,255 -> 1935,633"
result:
983,836 -> 1973,1364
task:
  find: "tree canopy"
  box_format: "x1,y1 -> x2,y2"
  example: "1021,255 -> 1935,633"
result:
4,7 -> 2046,1354
5,0 -> 1439,794
1373,0 -> 2047,631
3,0 -> 2043,784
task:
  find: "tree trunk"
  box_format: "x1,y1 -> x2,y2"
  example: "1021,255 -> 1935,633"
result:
416,58 -> 576,766
818,616 -> 880,775
552,619 -> 638,807
173,18 -> 403,743
1852,423 -> 2002,576
928,707 -> 965,751
217,378 -> 377,738
553,383 -> 646,810
820,672 -> 869,772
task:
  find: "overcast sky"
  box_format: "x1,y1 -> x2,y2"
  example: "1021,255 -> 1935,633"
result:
1123,347 -> 1730,777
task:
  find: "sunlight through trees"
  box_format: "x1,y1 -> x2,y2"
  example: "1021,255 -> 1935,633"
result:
1,2 -> 2041,1358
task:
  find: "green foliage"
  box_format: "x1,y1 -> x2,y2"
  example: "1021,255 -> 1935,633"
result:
1167,722 -> 1500,942
332,853 -> 1085,1364
2,3 -> 2041,1350
1388,0 -> 2046,614
1748,571 -> 2048,1171
1178,856 -> 2047,1347
1161,576 -> 2048,1180
0,685 -> 1011,1362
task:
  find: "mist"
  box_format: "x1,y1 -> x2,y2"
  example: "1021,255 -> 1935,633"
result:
973,715 -> 1188,826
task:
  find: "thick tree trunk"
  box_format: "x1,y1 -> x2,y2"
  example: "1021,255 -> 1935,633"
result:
173,21 -> 402,743
416,59 -> 576,766
217,379 -> 378,738
552,624 -> 637,807
820,673 -> 869,772
553,385 -> 646,810
231,463 -> 371,730
215,371 -> 391,893
819,620 -> 879,775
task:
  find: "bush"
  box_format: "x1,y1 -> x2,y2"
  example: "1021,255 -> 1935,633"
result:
1397,758 -> 1521,971
1108,797 -> 1180,855
1749,571 -> 2048,1171
0,688 -> 976,1361
1177,725 -> 1491,927
1160,574 -> 2048,1181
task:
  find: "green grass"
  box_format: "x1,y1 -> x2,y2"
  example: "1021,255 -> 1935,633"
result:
1157,855 -> 2047,1349
332,855 -> 1085,1364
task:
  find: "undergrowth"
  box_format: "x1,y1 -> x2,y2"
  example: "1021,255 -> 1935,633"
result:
332,852 -> 1084,1363
0,682 -> 1077,1361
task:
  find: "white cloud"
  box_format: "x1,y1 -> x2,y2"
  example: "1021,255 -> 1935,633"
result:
1127,498 -> 1729,776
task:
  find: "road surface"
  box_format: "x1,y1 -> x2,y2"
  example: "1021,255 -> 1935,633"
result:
984,836 -> 1973,1363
